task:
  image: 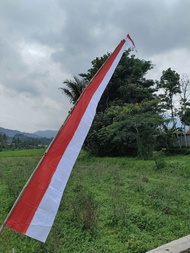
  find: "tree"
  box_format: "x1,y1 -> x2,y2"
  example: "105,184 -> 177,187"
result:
0,133 -> 8,150
59,76 -> 88,104
181,108 -> 190,126
157,68 -> 181,127
178,74 -> 190,146
85,100 -> 163,158
81,50 -> 163,157
156,68 -> 181,148
81,50 -> 157,112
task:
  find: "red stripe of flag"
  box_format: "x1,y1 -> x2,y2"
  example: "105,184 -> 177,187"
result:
2,35 -> 135,242
5,39 -> 127,233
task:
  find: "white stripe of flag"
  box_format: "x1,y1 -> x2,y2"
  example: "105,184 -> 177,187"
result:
3,34 -> 135,242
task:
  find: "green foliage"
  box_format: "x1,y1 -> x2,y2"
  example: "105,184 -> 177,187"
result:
0,133 -> 7,149
85,100 -> 163,158
80,54 -> 110,82
181,108 -> 190,126
1,151 -> 190,252
159,68 -> 180,96
178,74 -> 190,133
153,151 -> 167,170
71,185 -> 98,231
79,51 -> 164,157
156,122 -> 177,150
166,147 -> 190,155
0,132 -> 50,152
0,156 -> 41,198
59,76 -> 88,104
81,51 -> 156,113
157,68 -> 181,128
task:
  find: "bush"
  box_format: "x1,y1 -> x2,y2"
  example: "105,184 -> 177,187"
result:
168,148 -> 190,155
153,151 -> 167,170
71,185 -> 98,231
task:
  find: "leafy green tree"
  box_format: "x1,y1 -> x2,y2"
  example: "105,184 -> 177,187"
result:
59,76 -> 88,104
181,108 -> 190,126
80,50 -> 163,157
156,68 -> 181,149
179,75 -> 190,114
157,122 -> 178,150
85,99 -> 163,158
157,68 -> 181,127
81,50 -> 156,113
0,134 -> 3,151
178,74 -> 190,146
0,133 -> 8,150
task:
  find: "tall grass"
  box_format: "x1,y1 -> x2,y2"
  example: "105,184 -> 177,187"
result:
0,150 -> 190,252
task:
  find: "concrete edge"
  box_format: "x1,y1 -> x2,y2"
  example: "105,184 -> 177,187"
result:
146,234 -> 190,253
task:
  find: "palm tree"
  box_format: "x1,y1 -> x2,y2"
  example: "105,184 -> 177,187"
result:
59,76 -> 88,104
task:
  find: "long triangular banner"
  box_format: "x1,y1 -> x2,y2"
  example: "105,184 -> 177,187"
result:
1,34 -> 135,242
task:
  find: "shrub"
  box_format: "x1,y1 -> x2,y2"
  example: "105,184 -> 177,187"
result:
71,185 -> 98,231
153,151 -> 167,170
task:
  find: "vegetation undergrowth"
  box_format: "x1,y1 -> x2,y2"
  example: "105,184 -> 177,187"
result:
0,150 -> 190,252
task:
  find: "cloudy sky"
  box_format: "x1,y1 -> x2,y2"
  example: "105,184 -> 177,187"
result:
0,0 -> 190,132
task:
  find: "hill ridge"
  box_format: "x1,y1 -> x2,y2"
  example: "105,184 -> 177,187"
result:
0,127 -> 57,139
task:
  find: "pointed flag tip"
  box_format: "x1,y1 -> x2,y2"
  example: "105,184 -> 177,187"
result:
126,34 -> 137,52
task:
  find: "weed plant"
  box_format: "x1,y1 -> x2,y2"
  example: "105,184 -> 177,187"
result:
153,151 -> 167,170
0,150 -> 190,252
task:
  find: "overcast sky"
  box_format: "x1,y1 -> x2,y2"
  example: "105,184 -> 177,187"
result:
1,0 -> 190,132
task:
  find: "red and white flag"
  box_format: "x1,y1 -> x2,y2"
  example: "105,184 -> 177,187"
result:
1,34 -> 135,242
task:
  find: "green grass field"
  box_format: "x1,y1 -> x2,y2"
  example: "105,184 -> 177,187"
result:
0,148 -> 45,157
0,150 -> 190,252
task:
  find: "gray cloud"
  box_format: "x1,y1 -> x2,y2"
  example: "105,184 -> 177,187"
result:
48,0 -> 190,74
0,0 -> 190,132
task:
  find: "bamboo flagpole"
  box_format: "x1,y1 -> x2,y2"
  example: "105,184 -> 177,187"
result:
0,34 -> 136,242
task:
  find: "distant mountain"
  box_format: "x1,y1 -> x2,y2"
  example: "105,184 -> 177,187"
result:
0,127 -> 57,139
0,127 -> 34,138
0,127 -> 29,138
33,130 -> 57,139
